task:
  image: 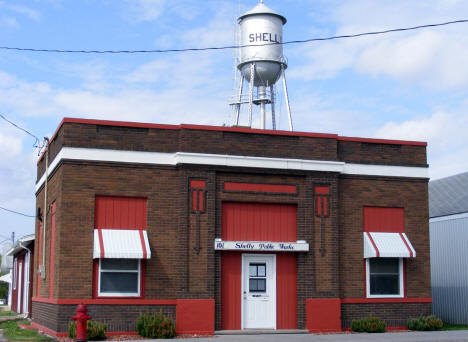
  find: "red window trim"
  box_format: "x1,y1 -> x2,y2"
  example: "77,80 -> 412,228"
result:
190,179 -> 207,213
314,186 -> 330,217
190,180 -> 206,189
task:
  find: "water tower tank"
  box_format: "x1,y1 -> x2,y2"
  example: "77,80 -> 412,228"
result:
238,1 -> 287,87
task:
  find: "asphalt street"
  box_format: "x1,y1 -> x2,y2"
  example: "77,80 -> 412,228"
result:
128,331 -> 468,342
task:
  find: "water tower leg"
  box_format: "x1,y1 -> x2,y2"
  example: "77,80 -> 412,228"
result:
281,65 -> 293,131
270,85 -> 276,130
259,86 -> 266,129
235,76 -> 244,126
248,63 -> 255,128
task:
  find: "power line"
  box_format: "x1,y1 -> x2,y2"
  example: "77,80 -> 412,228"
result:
0,114 -> 47,155
0,19 -> 466,54
0,113 -> 42,149
0,205 -> 35,218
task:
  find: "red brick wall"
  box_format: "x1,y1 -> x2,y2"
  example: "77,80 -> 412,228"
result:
338,176 -> 431,299
34,166 -> 63,300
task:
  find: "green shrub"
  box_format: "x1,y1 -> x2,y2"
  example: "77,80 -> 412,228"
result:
67,320 -> 107,340
351,316 -> 386,333
407,315 -> 443,331
136,312 -> 175,339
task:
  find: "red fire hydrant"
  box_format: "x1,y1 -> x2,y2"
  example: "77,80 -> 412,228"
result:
72,303 -> 91,342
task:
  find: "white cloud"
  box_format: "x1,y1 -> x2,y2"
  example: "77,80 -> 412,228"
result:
0,126 -> 37,236
290,0 -> 468,89
375,110 -> 468,180
124,0 -> 166,22
0,16 -> 19,29
375,112 -> 449,142
0,131 -> 22,157
0,1 -> 40,20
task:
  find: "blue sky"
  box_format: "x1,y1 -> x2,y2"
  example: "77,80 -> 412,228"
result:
1,0 -> 468,238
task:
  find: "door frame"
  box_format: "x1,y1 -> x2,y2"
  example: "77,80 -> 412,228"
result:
241,253 -> 276,330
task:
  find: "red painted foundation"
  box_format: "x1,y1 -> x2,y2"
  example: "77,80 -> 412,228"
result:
306,298 -> 342,333
175,299 -> 215,335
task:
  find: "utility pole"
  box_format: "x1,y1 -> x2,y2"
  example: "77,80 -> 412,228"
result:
11,232 -> 14,245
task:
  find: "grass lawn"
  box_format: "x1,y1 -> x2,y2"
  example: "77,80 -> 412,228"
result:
0,312 -> 17,317
0,320 -> 53,341
442,323 -> 468,330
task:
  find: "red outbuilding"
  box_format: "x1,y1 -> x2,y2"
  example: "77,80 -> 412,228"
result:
8,234 -> 34,316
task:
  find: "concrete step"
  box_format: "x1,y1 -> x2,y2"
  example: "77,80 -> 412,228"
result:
215,329 -> 309,335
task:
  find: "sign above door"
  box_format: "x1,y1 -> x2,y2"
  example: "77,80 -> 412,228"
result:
214,239 -> 309,252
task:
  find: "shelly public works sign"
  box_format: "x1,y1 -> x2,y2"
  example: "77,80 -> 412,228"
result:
214,239 -> 309,252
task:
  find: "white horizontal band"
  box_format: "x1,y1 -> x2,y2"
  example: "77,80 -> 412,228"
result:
36,147 -> 428,192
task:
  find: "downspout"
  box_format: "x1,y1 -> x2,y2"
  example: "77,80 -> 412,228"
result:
41,137 -> 49,279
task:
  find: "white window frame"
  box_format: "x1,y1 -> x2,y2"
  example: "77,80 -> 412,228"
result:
98,259 -> 141,297
366,258 -> 404,298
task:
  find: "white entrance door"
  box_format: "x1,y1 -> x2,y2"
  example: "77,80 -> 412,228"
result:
242,254 -> 276,329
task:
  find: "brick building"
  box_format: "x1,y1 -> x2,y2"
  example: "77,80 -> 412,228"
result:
31,118 -> 431,336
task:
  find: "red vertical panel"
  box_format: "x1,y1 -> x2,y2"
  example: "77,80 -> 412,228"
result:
221,203 -> 296,242
114,197 -> 121,229
106,198 -> 113,228
138,198 -> 146,229
363,207 -> 404,232
316,197 -> 322,216
95,196 -> 146,229
192,191 -> 197,211
277,254 -> 297,329
221,253 -> 241,330
49,202 -> 56,299
198,191 -> 204,211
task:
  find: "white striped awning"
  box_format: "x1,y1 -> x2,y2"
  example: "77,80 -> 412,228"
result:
363,232 -> 416,258
93,229 -> 151,259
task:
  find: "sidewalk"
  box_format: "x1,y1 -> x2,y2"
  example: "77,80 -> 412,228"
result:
126,330 -> 468,342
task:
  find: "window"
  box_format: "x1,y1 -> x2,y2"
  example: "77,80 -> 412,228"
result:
249,263 -> 267,293
366,258 -> 403,298
98,259 -> 140,297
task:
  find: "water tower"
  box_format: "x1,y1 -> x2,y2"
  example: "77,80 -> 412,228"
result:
230,0 -> 293,131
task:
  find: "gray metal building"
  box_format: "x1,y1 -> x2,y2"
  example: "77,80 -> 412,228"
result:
429,171 -> 468,324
